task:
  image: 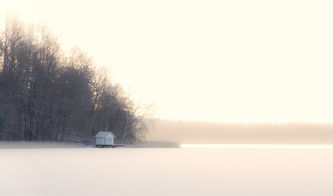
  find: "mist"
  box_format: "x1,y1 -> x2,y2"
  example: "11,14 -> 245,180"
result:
148,119 -> 333,144
1,0 -> 333,195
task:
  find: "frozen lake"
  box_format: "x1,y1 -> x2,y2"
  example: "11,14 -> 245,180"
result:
1,145 -> 333,196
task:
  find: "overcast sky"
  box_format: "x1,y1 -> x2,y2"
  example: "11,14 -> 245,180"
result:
1,0 -> 333,122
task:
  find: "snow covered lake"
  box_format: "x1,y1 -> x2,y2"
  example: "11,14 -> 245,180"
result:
1,144 -> 333,196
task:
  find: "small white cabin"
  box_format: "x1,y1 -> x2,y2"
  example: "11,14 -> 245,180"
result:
95,131 -> 115,147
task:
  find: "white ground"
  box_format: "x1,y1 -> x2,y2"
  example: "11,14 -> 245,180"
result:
1,145 -> 333,196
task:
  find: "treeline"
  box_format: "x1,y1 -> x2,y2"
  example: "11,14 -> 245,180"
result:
150,119 -> 333,144
0,18 -> 147,143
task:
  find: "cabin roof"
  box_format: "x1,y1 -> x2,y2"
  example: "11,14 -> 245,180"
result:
95,131 -> 116,138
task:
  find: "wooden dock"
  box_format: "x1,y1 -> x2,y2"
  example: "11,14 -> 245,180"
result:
95,144 -> 126,148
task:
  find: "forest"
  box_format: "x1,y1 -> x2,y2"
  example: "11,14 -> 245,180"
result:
0,18 -> 147,143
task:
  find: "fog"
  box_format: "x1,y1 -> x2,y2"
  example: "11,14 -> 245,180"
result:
148,119 -> 333,144
2,146 -> 333,196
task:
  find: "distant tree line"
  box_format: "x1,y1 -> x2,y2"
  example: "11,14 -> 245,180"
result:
0,18 -> 147,143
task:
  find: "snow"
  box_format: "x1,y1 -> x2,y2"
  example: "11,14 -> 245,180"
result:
1,144 -> 333,195
95,131 -> 115,138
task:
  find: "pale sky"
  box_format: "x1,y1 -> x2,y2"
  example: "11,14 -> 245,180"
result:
1,0 -> 333,123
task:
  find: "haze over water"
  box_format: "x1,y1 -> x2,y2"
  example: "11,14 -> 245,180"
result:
181,144 -> 333,149
1,0 -> 333,195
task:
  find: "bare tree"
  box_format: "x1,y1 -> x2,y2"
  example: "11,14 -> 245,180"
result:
0,18 -> 148,143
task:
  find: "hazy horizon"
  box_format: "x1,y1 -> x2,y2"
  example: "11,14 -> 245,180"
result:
147,119 -> 333,144
2,2 -> 333,195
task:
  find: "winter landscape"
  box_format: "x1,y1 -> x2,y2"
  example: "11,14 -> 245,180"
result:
2,143 -> 333,196
2,0 -> 333,195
